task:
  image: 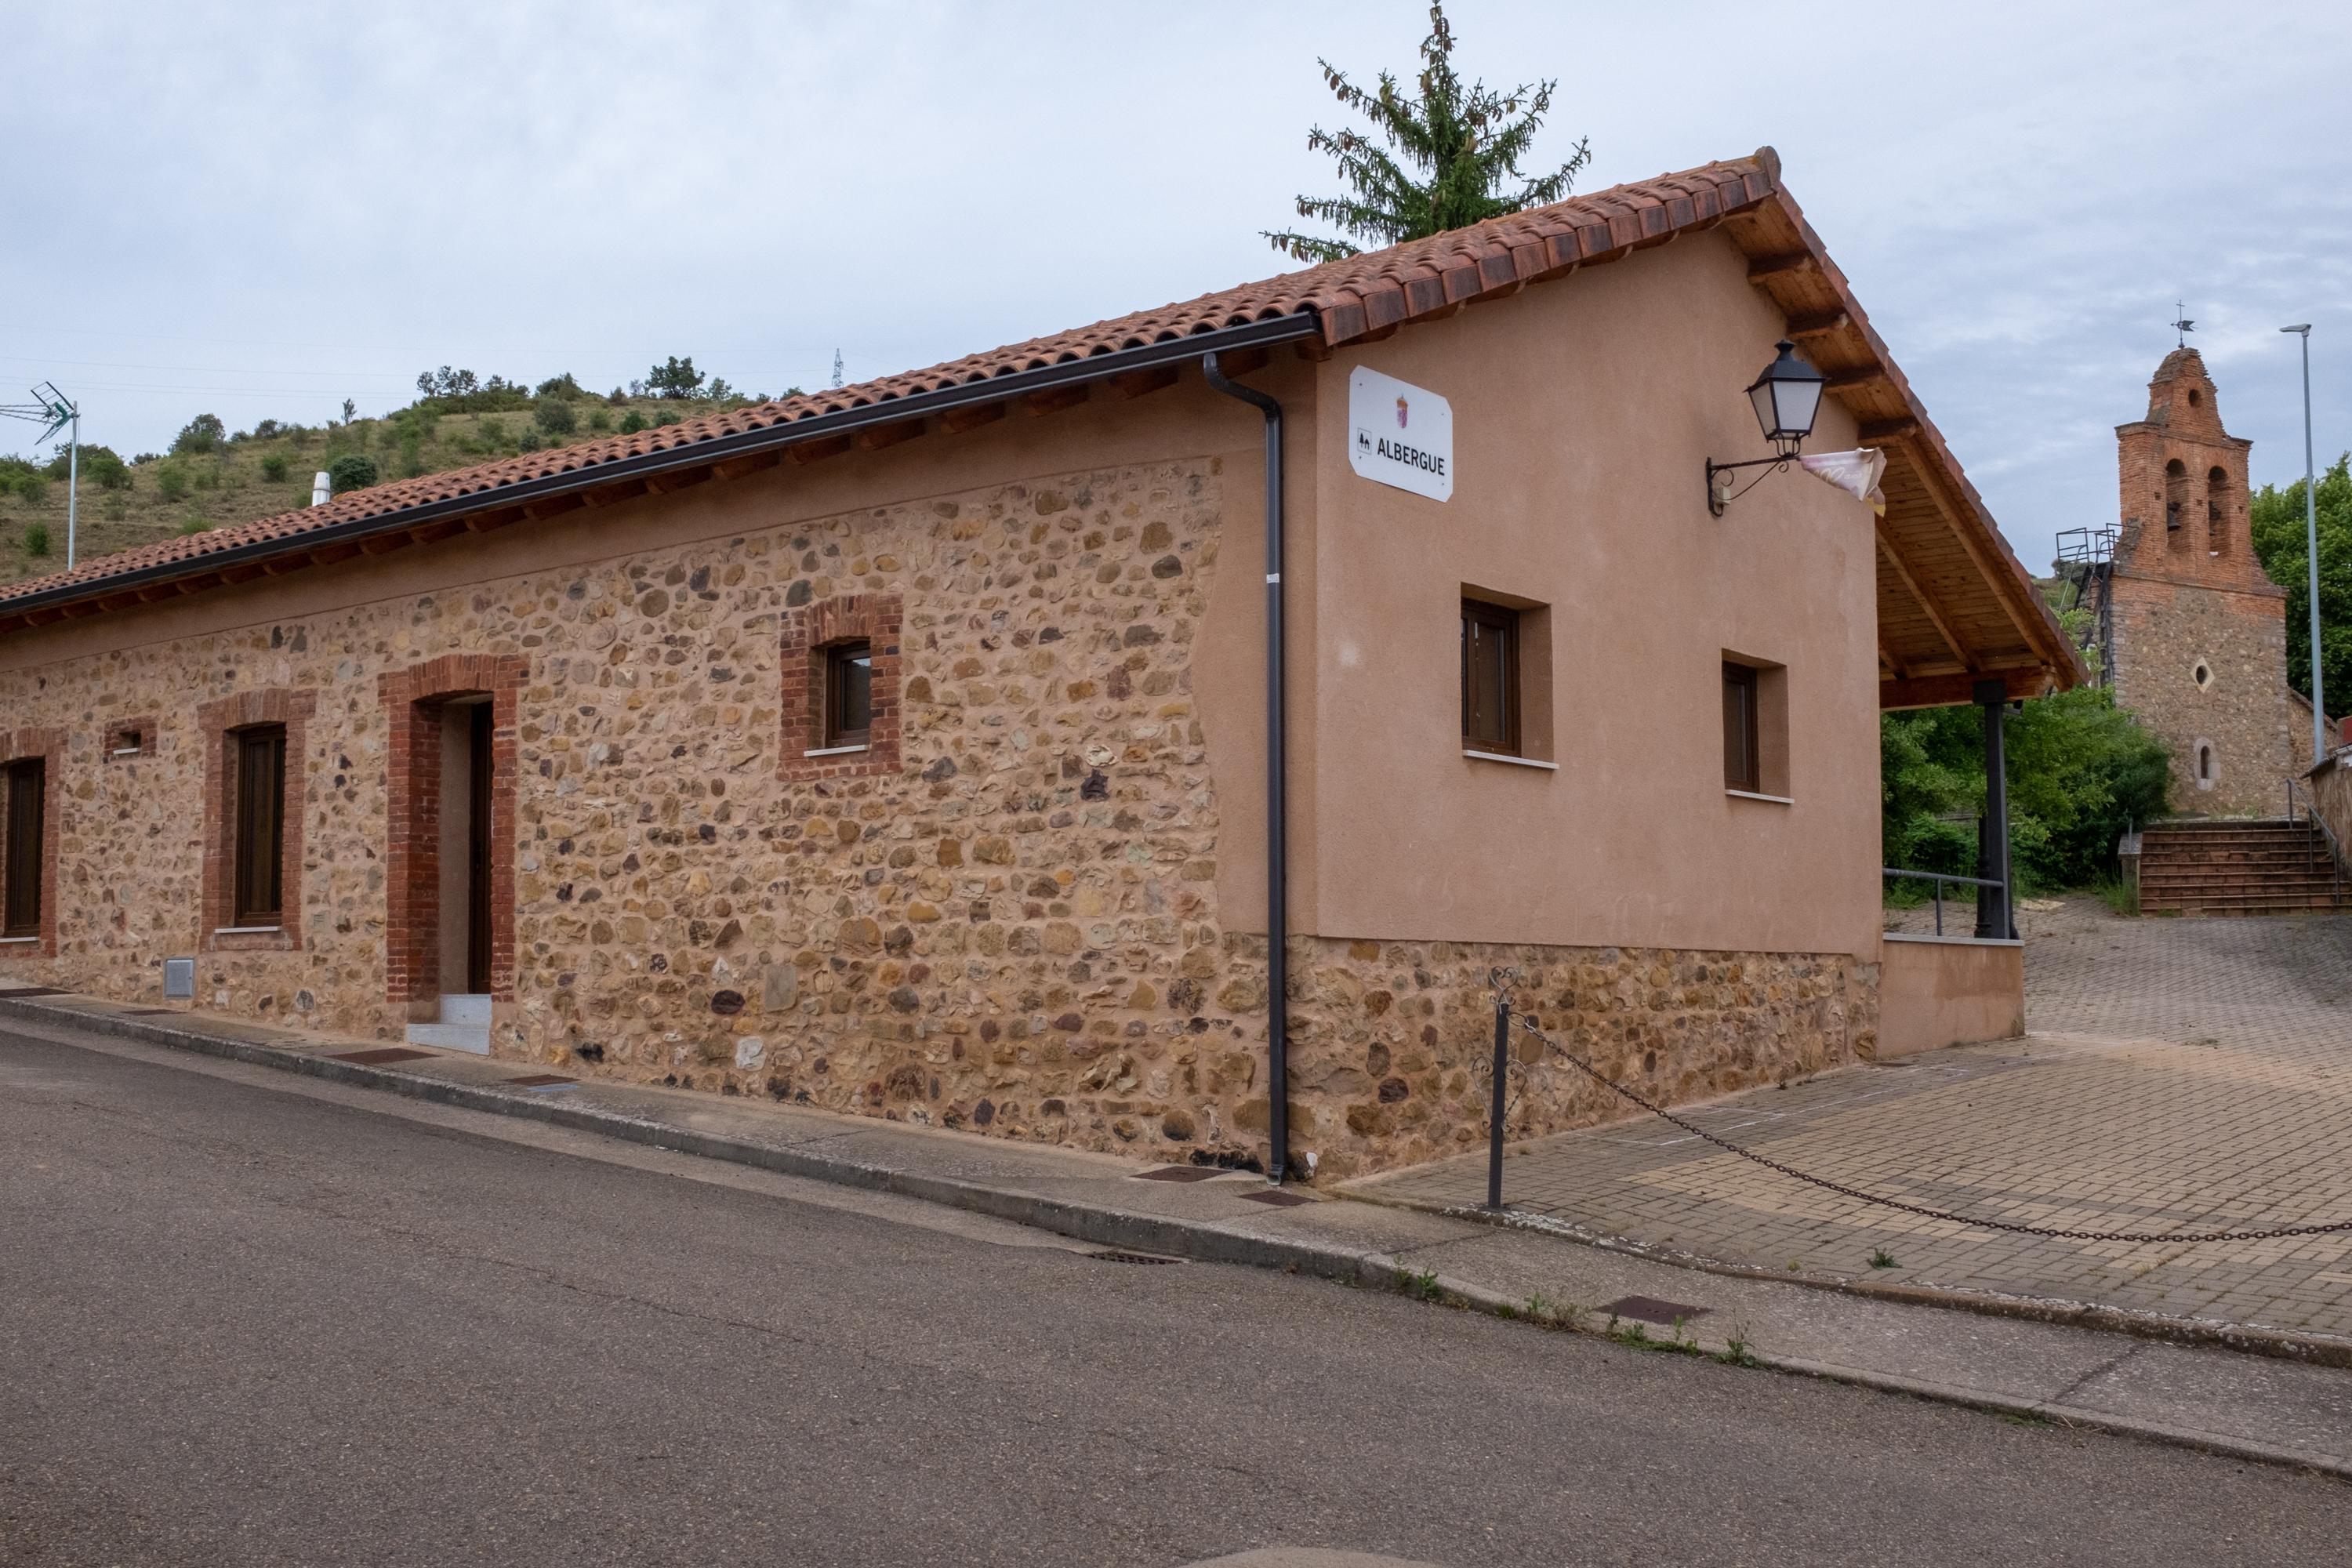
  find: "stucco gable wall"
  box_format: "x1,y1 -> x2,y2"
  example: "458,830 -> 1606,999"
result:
1297,229 -> 1882,960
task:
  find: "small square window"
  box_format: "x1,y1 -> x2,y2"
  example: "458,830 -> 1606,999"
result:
1461,600 -> 1519,755
114,727 -> 143,754
103,716 -> 158,760
826,641 -> 873,749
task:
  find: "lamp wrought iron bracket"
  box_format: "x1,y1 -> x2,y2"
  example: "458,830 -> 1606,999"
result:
1705,445 -> 1800,517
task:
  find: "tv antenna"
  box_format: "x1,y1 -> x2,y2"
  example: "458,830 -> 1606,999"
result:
2171,302 -> 2196,348
1,381 -> 80,568
830,349 -> 844,390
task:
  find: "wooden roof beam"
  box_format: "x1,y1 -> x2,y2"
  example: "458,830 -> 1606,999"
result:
1111,365 -> 1179,399
1875,521 -> 1975,671
937,403 -> 1006,436
1745,252 -> 1817,282
1021,384 -> 1090,418
1881,666 -> 2053,711
1784,309 -> 1849,341
855,418 -> 925,451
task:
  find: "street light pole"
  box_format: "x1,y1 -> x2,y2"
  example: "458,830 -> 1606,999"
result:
2284,325 -> 2325,763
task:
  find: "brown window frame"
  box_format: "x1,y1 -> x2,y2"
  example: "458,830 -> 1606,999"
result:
1722,662 -> 1762,793
232,724 -> 288,927
3,757 -> 45,940
824,639 -> 873,750
1461,598 -> 1521,756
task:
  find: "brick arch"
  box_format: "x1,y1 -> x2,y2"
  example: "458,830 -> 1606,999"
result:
198,688 -> 316,951
0,725 -> 67,959
379,654 -> 526,1003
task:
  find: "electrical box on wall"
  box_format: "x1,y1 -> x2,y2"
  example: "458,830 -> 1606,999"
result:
162,957 -> 194,1000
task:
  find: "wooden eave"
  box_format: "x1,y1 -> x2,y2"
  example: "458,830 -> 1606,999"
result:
1711,191 -> 2085,710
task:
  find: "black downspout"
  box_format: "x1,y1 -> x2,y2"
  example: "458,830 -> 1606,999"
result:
1203,352 -> 1288,1184
1973,679 -> 2016,941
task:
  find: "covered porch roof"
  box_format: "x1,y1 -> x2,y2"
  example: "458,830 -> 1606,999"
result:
1719,182 -> 2086,710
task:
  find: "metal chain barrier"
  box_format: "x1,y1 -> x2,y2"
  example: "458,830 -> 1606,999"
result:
1486,971 -> 2352,1246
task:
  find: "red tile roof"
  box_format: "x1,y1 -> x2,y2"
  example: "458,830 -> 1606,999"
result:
0,153 -> 1778,614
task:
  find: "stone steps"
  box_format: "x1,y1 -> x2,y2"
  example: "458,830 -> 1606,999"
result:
2140,819 -> 2343,916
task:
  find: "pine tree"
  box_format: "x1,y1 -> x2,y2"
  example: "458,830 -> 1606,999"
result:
1265,2 -> 1591,264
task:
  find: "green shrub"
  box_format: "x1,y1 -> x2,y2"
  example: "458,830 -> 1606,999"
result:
45,445 -> 130,489
154,463 -> 191,502
22,521 -> 49,557
535,372 -> 586,400
179,512 -> 210,535
193,465 -> 220,492
172,413 -> 227,455
586,407 -> 612,434
653,410 -> 683,429
328,454 -> 379,494
517,427 -> 545,453
618,411 -> 648,434
260,455 -> 289,482
533,396 -> 576,436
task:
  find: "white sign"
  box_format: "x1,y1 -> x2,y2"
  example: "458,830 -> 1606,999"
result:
1347,366 -> 1454,502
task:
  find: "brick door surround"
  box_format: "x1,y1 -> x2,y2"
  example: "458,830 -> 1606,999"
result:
0,724 -> 67,958
197,690 -> 316,952
379,654 -> 524,1004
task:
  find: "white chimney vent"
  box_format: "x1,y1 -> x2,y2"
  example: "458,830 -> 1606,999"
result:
311,470 -> 332,506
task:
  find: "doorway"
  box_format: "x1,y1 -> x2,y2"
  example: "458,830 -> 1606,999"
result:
436,697 -> 495,998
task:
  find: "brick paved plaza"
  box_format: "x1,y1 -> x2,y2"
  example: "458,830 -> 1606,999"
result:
1356,898 -> 2352,1340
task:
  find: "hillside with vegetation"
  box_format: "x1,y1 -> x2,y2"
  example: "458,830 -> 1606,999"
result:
0,357 -> 788,586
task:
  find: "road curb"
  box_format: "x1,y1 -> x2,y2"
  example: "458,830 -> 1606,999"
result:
7,993 -> 2347,1483
1346,1185 -> 2352,1372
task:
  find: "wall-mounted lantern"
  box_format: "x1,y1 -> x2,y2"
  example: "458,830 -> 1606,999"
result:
1706,339 -> 1826,515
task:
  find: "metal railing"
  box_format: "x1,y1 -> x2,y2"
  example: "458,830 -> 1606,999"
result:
1882,866 -> 2005,938
2288,779 -> 2348,901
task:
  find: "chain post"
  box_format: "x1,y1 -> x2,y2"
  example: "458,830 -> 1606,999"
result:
1486,969 -> 1513,1211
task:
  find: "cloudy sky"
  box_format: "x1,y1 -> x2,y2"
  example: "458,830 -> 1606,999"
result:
3,0 -> 2344,570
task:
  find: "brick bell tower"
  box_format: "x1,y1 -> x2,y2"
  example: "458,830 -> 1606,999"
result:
2108,347 -> 2296,816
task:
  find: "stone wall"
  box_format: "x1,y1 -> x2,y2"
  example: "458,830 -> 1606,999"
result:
1286,937 -> 1875,1179
0,448 -> 1881,1181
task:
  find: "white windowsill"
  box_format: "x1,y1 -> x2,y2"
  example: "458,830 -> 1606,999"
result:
1725,789 -> 1794,805
802,743 -> 870,758
111,747 -> 143,757
0,936 -> 38,946
1462,750 -> 1558,771
214,926 -> 283,935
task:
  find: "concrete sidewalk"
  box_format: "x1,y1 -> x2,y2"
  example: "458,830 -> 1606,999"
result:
4,985 -> 2350,1480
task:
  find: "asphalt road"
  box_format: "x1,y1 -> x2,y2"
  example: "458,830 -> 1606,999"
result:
2,1024 -> 2341,1567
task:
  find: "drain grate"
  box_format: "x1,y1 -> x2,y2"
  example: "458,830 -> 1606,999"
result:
1130,1165 -> 1226,1183
1599,1294 -> 1711,1325
1239,1189 -> 1313,1207
1088,1250 -> 1182,1265
332,1047 -> 431,1065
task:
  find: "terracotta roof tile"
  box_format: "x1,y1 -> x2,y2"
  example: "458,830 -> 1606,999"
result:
1,153 -> 1776,612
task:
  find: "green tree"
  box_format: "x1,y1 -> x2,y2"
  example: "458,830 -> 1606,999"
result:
46,444 -> 129,490
533,396 -> 577,436
1882,688 -> 2170,891
172,413 -> 227,455
2251,453 -> 2352,717
1265,1 -> 1590,263
646,356 -> 706,399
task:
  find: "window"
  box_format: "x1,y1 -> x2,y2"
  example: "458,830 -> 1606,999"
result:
1461,599 -> 1519,755
4,758 -> 44,939
233,725 -> 287,927
826,640 -> 873,749
1722,662 -> 1761,793
2164,459 -> 2188,535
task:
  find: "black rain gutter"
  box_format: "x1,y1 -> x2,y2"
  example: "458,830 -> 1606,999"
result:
1200,350 -> 1289,1186
0,312 -> 1325,622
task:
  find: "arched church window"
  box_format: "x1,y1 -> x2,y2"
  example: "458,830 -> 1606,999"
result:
2165,459 -> 2188,537
2206,466 -> 2230,555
